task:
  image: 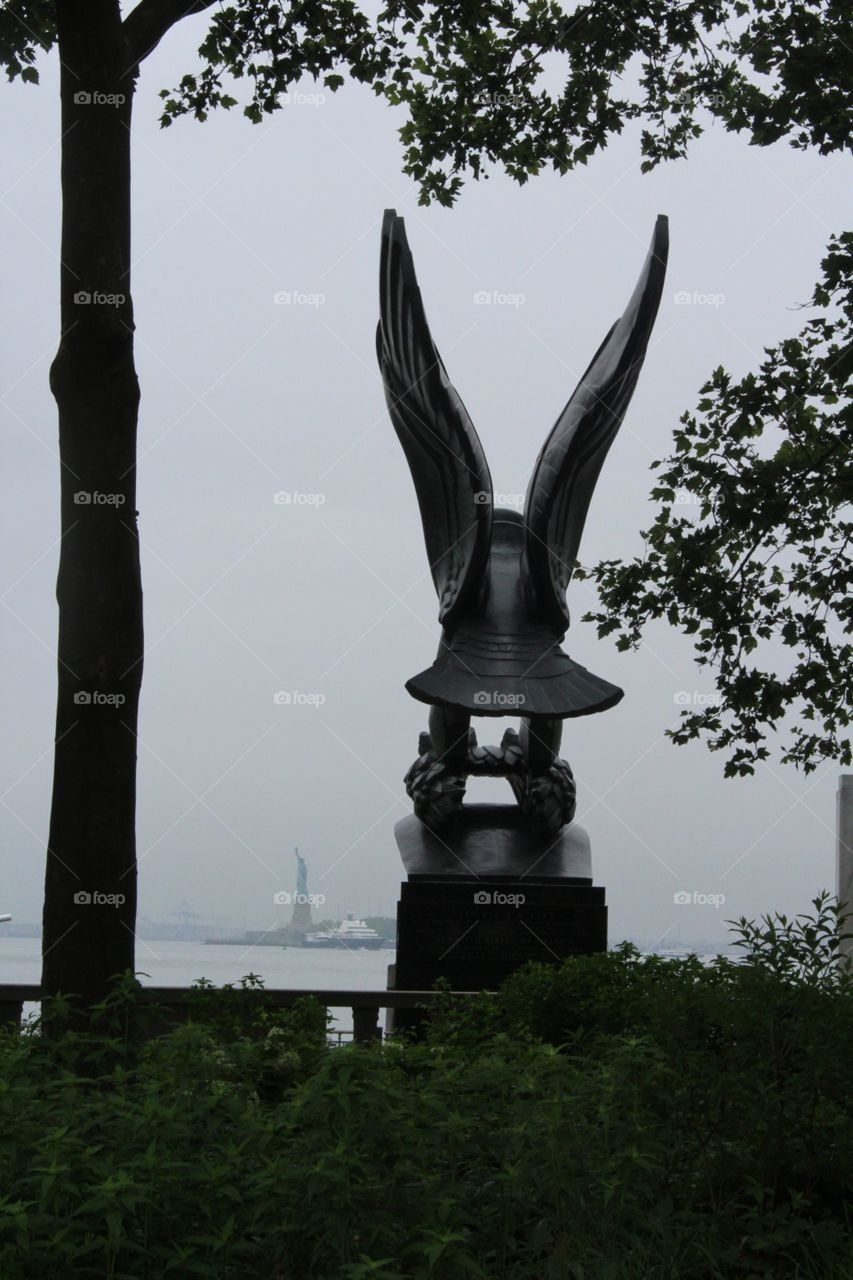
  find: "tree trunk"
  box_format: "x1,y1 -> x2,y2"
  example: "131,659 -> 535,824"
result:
42,0 -> 142,1012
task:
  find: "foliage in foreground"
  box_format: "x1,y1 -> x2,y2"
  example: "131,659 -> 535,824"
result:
1,896 -> 852,1279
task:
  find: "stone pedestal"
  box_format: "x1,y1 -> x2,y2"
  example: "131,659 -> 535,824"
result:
388,804 -> 607,1032
290,899 -> 313,932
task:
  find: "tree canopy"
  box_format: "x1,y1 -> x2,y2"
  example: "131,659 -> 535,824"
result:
6,2 -> 853,202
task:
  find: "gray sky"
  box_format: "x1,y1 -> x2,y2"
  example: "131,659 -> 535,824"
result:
1,11 -> 850,945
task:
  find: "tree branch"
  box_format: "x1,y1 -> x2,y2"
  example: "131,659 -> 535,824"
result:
123,0 -> 219,69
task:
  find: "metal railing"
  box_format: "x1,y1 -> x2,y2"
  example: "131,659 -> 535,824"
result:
0,985 -> 480,1044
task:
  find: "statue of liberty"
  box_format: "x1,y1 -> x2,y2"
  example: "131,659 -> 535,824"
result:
295,847 -> 308,900
289,847 -> 313,933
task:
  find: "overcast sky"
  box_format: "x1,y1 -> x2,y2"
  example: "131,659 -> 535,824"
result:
1,10 -> 850,945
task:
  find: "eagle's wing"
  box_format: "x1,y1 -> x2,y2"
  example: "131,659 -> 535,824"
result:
523,216 -> 669,630
377,209 -> 492,627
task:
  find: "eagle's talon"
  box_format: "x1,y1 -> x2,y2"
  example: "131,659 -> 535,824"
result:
404,750 -> 466,829
521,758 -> 577,835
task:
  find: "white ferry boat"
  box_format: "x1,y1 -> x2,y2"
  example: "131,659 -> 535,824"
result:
302,912 -> 384,950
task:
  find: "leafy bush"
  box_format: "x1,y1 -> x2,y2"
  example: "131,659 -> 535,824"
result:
1,898 -> 852,1278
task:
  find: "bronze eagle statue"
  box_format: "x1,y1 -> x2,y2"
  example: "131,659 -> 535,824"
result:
377,209 -> 668,835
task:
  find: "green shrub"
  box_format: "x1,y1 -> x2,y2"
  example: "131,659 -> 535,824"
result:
0,897 -> 851,1278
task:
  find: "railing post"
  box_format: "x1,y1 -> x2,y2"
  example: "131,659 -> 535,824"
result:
0,998 -> 23,1030
352,1004 -> 380,1044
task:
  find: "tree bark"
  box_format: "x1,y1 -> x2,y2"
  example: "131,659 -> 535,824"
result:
42,0 -> 143,1010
